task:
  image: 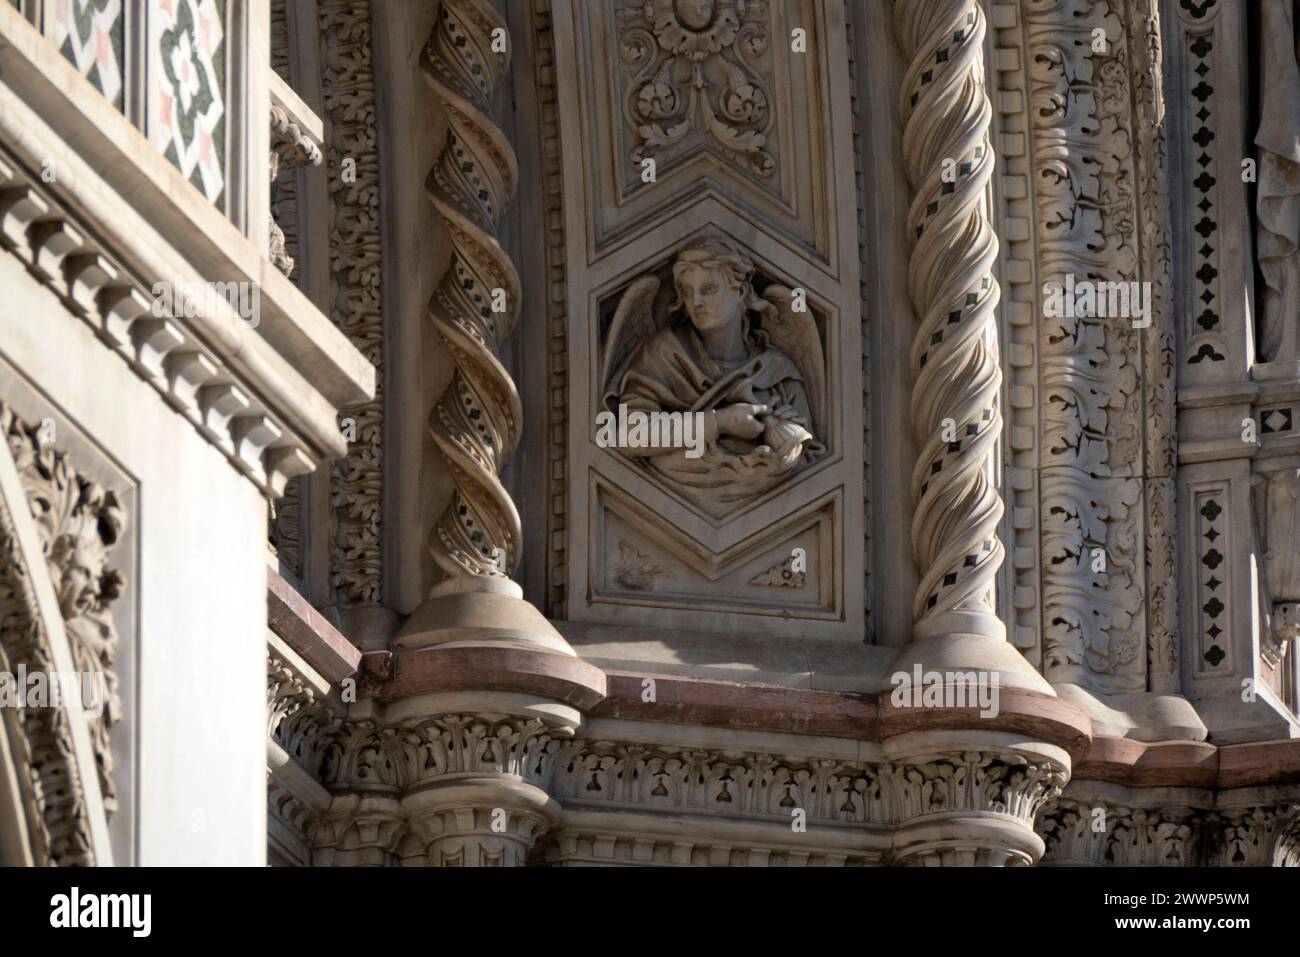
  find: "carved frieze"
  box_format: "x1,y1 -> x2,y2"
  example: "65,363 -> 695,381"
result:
1039,795 -> 1300,866
1038,798 -> 1194,866
278,709 -> 1077,866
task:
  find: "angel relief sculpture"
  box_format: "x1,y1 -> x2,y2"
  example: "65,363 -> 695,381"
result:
601,237 -> 826,511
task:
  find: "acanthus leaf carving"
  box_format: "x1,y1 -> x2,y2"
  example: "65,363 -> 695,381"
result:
3,405 -> 125,816
617,0 -> 776,178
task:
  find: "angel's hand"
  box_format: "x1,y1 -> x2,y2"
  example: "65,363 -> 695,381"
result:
714,403 -> 770,439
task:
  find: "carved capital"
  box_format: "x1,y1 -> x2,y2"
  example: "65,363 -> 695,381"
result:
882,749 -> 1067,866
1038,799 -> 1194,867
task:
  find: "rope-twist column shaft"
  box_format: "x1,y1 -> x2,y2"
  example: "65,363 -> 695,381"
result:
894,0 -> 1004,631
423,0 -> 523,586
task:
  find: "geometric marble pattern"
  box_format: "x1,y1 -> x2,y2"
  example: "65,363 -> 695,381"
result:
149,0 -> 226,209
45,0 -> 125,110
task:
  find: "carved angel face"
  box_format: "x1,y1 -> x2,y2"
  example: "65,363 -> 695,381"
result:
651,0 -> 738,58
675,0 -> 715,30
676,263 -> 745,336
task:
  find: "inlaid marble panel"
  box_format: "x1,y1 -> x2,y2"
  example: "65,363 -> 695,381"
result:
148,0 -> 227,208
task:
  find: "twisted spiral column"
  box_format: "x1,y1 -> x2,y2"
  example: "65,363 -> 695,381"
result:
894,0 -> 1004,632
423,0 -> 524,584
395,0 -> 603,775
883,1 -> 1052,704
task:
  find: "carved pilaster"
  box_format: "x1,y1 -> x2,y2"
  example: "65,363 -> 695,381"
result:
318,0 -> 384,607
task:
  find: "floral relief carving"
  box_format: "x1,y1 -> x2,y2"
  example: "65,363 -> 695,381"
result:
612,541 -> 674,591
1024,0 -> 1148,691
3,405 -> 125,814
617,0 -> 776,177
319,0 -> 384,604
748,551 -> 805,588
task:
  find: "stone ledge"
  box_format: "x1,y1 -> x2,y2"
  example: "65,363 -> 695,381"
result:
591,672 -> 880,740
268,566 -> 361,685
1074,736 -> 1300,790
370,645 -> 607,712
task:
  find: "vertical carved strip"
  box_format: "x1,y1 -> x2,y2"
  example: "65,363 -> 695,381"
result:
533,0 -> 569,617
422,0 -> 523,582
846,0 -> 873,636
1128,0 -> 1179,692
1024,0 -> 1146,693
894,0 -> 1005,628
319,0 -> 384,604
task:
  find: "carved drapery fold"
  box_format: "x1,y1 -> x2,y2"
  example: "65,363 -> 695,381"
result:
1254,0 -> 1300,364
422,0 -> 524,583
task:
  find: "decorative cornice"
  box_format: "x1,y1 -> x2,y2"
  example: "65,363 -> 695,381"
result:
0,2 -> 373,430
267,565 -> 362,685
0,154 -> 336,497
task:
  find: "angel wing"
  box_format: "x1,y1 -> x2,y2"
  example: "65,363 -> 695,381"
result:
762,285 -> 826,434
601,275 -> 663,394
